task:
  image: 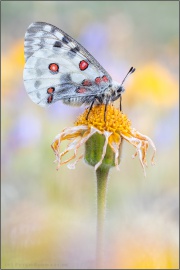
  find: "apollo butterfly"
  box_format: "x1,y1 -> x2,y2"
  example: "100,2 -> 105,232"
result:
23,22 -> 135,115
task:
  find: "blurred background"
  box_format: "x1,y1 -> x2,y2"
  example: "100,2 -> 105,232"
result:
1,1 -> 179,269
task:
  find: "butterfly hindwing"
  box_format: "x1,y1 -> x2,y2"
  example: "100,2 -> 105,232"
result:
24,22 -> 112,107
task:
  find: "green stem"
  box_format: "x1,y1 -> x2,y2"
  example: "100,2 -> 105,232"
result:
85,133 -> 123,267
96,165 -> 109,268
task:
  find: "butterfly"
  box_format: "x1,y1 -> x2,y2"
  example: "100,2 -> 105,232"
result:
23,22 -> 135,118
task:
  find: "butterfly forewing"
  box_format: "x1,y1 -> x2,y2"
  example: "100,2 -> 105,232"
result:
24,22 -> 111,77
23,22 -> 112,107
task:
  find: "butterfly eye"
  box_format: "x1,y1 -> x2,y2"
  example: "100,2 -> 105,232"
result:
117,86 -> 124,93
49,63 -> 59,73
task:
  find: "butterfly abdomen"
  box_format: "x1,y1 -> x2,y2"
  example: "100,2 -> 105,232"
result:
62,95 -> 96,106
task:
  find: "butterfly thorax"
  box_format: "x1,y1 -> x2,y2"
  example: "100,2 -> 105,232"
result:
96,81 -> 125,104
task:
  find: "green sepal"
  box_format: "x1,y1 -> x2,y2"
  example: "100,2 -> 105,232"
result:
84,132 -> 122,170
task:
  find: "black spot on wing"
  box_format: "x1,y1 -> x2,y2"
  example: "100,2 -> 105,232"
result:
36,69 -> 44,76
62,36 -> 70,44
60,73 -> 72,83
49,26 -> 56,34
73,46 -> 80,52
36,91 -> 41,99
67,46 -> 80,58
34,80 -> 41,89
53,41 -> 62,48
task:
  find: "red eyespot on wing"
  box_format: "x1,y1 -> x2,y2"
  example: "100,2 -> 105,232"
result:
76,87 -> 86,93
49,63 -> 59,72
95,77 -> 102,84
47,95 -> 53,103
79,60 -> 88,71
82,79 -> 92,86
102,75 -> 108,82
95,76 -> 108,84
47,87 -> 55,94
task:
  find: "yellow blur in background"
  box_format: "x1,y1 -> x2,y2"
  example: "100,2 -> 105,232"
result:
1,1 -> 179,269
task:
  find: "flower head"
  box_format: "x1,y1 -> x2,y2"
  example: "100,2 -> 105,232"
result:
51,105 -> 156,176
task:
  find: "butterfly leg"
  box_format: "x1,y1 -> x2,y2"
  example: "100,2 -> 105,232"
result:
86,98 -> 96,120
104,99 -> 109,122
119,95 -> 122,111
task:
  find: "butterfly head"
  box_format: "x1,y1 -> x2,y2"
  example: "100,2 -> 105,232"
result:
108,67 -> 135,103
117,85 -> 125,93
108,81 -> 124,102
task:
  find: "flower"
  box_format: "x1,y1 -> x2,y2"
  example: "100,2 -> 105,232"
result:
51,105 -> 156,176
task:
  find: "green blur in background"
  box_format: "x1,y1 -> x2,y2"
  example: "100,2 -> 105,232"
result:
1,1 -> 179,269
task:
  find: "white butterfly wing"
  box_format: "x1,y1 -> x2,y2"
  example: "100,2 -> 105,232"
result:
24,22 -> 112,107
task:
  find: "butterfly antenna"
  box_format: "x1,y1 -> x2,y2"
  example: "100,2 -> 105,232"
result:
121,66 -> 136,85
119,67 -> 135,112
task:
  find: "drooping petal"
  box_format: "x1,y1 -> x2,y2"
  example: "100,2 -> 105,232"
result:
94,130 -> 112,170
67,154 -> 84,170
131,128 -> 156,165
121,128 -> 156,176
108,133 -> 122,170
51,125 -> 88,169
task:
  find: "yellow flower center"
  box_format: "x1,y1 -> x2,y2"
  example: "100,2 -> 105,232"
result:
52,104 -> 156,175
75,104 -> 132,135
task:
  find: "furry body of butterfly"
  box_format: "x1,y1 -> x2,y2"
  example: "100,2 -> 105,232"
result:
23,22 -> 135,110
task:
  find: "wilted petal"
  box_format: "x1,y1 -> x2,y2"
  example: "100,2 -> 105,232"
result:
51,105 -> 156,175
108,133 -> 122,170
51,125 -> 88,169
94,130 -> 112,170
121,128 -> 156,176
